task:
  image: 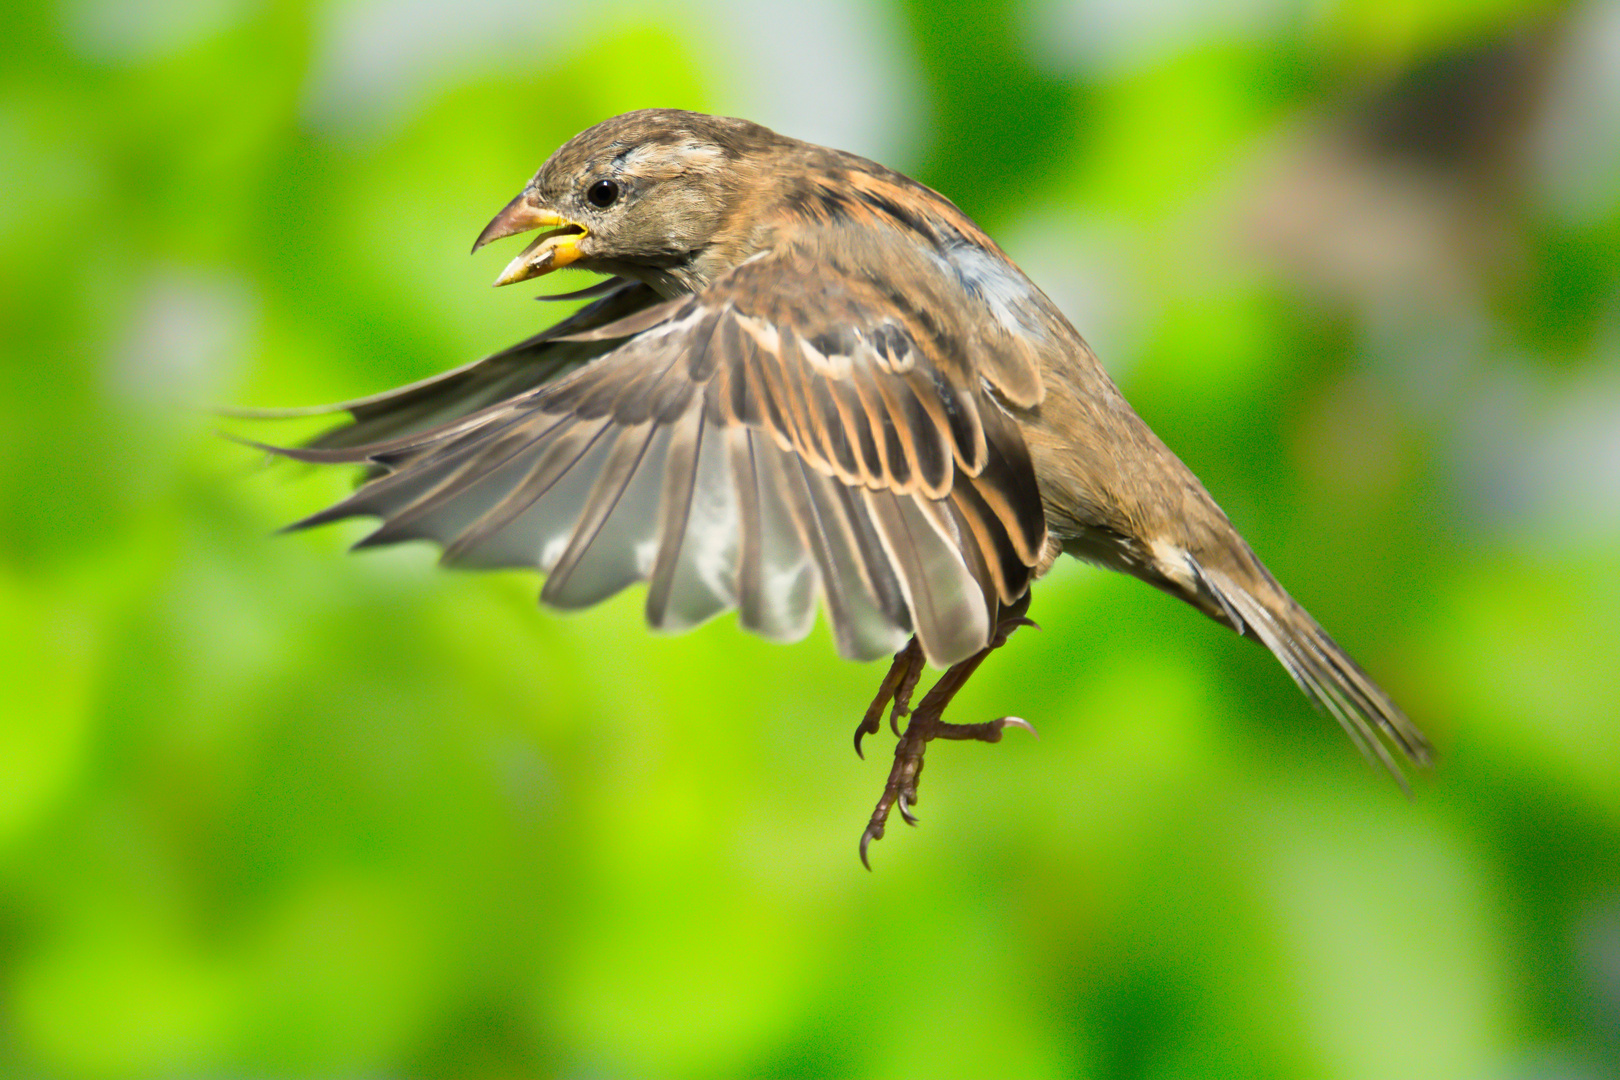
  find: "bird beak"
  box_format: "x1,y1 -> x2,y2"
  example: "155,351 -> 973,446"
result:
471,192 -> 588,286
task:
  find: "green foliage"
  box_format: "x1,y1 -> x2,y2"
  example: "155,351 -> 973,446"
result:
2,1 -> 1618,1077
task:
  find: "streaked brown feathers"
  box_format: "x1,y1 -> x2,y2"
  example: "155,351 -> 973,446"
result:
252,108 -> 1429,792
281,229 -> 1046,667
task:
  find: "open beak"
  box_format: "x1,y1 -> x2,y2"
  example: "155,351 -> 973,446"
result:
471,192 -> 587,286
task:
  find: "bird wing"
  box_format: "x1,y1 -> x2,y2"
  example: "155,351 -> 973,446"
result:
270,241 -> 1048,667
250,278 -> 664,452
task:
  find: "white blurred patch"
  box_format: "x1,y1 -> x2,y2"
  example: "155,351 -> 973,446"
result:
1456,350 -> 1620,545
1530,0 -> 1620,223
1024,0 -> 1291,76
302,0 -> 566,137
704,0 -> 926,167
302,0 -> 926,163
107,269 -> 258,409
58,0 -> 259,62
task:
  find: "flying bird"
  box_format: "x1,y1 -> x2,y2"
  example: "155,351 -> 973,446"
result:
248,109 -> 1430,865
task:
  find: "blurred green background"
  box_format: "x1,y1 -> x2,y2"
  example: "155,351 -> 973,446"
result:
4,0 -> 1619,1076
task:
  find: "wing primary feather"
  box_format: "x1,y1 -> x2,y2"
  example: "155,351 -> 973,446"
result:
608,308 -> 720,425
541,421 -> 660,607
262,377 -> 556,468
282,447 -> 480,534
682,303 -> 727,383
437,416 -> 611,566
518,278 -> 658,343
348,412 -> 582,549
828,378 -> 883,488
738,321 -> 796,451
922,367 -> 986,475
950,480 -> 1031,604
784,330 -> 860,482
221,349 -> 567,428
645,407 -> 704,627
736,431 -> 817,642
804,365 -> 862,484
970,401 -> 1047,566
660,415 -> 743,627
275,412 -> 547,535
409,418 -> 613,564
769,448 -> 853,635
899,367 -> 977,481
348,411 -> 583,548
791,458 -> 911,659
307,353 -> 592,455
861,489 -> 991,667
731,424 -> 766,628
644,406 -> 742,630
827,478 -> 910,629
708,318 -> 757,426
533,277 -> 630,302
944,498 -> 1000,616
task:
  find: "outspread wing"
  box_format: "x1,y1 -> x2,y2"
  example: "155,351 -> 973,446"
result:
233,278 -> 663,451
272,235 -> 1048,667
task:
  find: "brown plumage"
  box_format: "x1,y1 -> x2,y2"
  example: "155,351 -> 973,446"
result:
251,109 -> 1430,863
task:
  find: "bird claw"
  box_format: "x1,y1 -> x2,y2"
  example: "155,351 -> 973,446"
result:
853,716 -> 878,760
853,639 -> 924,759
1000,716 -> 1038,739
859,823 -> 882,870
853,600 -> 1036,867
890,668 -> 920,737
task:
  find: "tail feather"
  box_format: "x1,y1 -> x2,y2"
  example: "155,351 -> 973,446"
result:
1198,563 -> 1432,786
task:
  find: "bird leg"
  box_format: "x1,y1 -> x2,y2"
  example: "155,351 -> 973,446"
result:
853,638 -> 925,758
858,597 -> 1038,868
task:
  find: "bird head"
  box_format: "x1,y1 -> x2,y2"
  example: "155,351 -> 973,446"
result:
472,109 -> 785,294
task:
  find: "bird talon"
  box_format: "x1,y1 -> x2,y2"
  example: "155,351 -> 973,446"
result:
888,688 -> 913,738
853,720 -> 876,759
1000,716 -> 1038,739
898,792 -> 919,825
859,825 -> 882,870
857,640 -> 923,758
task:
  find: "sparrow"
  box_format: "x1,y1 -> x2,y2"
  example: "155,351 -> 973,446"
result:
252,109 -> 1431,865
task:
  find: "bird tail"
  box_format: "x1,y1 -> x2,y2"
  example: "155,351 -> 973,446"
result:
1190,557 -> 1432,786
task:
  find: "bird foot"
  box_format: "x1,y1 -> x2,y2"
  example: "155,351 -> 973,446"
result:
855,597 -> 1036,869
853,638 -> 925,758
859,711 -> 1037,868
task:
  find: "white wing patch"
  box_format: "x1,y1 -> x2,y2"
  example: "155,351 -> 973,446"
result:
940,241 -> 1048,340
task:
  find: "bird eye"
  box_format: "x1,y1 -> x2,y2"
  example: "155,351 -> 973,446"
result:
586,179 -> 619,209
